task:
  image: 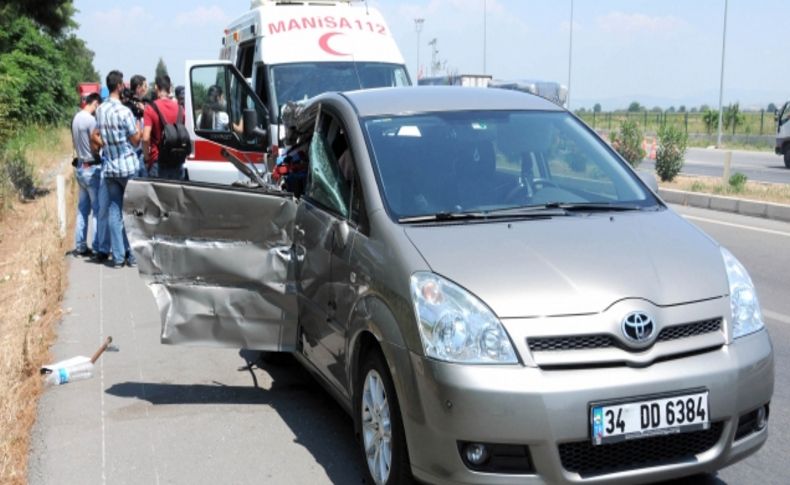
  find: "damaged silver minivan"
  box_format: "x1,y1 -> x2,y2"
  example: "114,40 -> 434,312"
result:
124,65 -> 773,485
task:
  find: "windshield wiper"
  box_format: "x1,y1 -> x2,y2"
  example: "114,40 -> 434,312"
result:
398,208 -> 566,224
398,212 -> 488,223
546,202 -> 648,212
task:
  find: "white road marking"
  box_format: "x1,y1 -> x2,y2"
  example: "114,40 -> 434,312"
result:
100,264 -> 106,485
683,215 -> 790,238
764,309 -> 790,326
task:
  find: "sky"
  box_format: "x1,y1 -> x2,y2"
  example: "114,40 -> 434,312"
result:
73,0 -> 790,110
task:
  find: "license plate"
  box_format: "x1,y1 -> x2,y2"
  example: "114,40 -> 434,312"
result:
590,391 -> 709,445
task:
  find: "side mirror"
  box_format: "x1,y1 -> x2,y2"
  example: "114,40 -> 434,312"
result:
637,170 -> 659,192
333,220 -> 351,250
243,109 -> 267,142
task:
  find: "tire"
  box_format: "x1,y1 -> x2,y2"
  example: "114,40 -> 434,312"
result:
356,348 -> 413,485
784,148 -> 790,169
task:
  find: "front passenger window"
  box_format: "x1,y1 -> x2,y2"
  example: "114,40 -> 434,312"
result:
306,118 -> 351,218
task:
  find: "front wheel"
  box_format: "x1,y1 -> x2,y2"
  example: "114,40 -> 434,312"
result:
356,349 -> 412,485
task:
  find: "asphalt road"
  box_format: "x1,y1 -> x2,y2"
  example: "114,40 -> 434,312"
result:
28,205 -> 789,485
640,147 -> 790,184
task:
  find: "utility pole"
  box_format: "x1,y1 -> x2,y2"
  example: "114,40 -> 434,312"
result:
483,0 -> 487,74
567,0 -> 574,110
414,18 -> 425,80
716,0 -> 728,148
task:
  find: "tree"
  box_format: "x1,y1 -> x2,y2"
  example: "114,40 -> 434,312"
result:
767,102 -> 777,113
699,104 -> 710,112
678,105 -> 686,113
702,109 -> 718,135
690,107 -> 698,113
650,106 -> 662,113
593,103 -> 602,113
155,57 -> 169,81
723,103 -> 745,133
0,1 -> 97,127
627,101 -> 642,112
0,16 -> 73,123
667,106 -> 676,113
0,1 -> 75,36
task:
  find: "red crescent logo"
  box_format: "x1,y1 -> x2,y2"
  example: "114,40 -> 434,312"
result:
319,32 -> 349,56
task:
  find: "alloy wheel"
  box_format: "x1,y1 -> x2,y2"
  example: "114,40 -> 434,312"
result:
361,369 -> 392,485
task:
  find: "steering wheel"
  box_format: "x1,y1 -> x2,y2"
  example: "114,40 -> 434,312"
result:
505,178 -> 559,203
531,178 -> 559,189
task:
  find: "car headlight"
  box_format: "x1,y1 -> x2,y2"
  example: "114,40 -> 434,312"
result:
410,272 -> 518,364
721,247 -> 764,339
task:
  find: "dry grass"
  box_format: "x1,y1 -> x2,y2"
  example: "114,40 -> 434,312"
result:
0,128 -> 72,485
660,174 -> 790,205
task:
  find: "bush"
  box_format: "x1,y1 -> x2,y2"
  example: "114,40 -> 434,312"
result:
655,124 -> 688,182
609,119 -> 645,167
1,146 -> 36,200
729,172 -> 747,193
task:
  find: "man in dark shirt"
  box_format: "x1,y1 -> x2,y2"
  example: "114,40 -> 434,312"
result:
143,75 -> 184,179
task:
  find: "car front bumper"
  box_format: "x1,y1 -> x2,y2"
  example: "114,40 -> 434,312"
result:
399,329 -> 773,485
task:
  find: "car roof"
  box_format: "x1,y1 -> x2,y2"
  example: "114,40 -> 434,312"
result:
339,86 -> 564,117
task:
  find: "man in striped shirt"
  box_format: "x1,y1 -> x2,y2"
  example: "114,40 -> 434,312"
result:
94,70 -> 142,268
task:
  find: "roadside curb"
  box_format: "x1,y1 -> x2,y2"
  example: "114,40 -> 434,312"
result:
658,188 -> 790,223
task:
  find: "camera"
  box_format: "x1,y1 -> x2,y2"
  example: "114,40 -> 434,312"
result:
121,87 -> 145,119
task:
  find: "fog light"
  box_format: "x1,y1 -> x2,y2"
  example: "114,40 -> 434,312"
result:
755,405 -> 768,430
464,443 -> 489,466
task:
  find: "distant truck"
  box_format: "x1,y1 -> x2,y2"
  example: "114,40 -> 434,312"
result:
418,74 -> 493,88
77,82 -> 100,108
183,0 -> 411,184
489,79 -> 568,108
775,101 -> 790,168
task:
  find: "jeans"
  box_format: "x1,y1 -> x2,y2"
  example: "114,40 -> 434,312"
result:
73,163 -> 100,251
136,150 -> 148,178
96,172 -> 111,255
153,161 -> 185,180
105,176 -> 134,265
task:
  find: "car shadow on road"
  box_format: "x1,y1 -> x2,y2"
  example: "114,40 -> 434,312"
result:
105,349 -> 367,484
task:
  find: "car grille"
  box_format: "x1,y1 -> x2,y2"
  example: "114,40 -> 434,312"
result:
527,318 -> 722,353
558,422 -> 723,477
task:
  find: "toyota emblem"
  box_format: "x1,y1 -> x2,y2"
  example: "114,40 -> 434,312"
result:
621,312 -> 656,343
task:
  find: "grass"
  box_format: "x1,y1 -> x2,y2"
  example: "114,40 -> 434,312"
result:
660,174 -> 790,205
0,127 -> 72,485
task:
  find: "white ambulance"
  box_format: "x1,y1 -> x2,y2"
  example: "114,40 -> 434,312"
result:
183,0 -> 411,184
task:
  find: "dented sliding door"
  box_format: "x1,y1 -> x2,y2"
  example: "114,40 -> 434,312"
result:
124,179 -> 298,351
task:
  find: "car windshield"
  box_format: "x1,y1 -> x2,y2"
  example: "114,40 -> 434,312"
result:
363,110 -> 658,221
271,62 -> 409,113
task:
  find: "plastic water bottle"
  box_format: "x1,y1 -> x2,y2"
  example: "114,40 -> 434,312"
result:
42,356 -> 95,386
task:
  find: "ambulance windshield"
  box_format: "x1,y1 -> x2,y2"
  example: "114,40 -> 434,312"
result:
271,62 -> 409,113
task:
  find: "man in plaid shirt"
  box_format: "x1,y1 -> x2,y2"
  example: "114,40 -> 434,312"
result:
95,70 -> 142,268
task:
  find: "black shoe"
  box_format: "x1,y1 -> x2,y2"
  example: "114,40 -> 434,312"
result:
91,252 -> 109,262
74,248 -> 93,257
125,259 -> 137,268
105,259 -> 124,269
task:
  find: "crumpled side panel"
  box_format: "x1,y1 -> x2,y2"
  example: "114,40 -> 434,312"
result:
124,180 -> 298,350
